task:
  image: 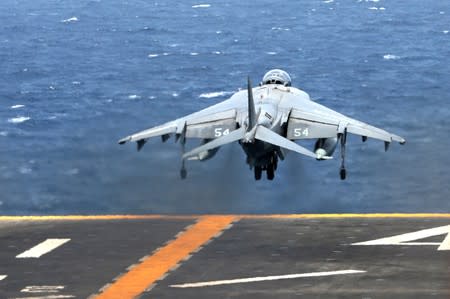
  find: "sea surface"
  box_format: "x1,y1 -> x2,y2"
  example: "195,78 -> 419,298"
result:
1,0 -> 449,214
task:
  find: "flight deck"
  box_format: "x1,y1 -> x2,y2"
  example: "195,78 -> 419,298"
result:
0,214 -> 449,299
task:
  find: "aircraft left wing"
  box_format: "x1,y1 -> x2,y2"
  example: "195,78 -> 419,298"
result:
286,101 -> 405,145
118,106 -> 241,150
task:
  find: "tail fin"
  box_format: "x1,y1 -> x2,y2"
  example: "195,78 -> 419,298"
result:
247,77 -> 257,132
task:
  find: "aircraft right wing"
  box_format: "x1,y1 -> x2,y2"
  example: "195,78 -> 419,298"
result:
118,92 -> 248,150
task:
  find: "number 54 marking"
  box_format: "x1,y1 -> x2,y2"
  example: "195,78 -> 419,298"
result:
294,128 -> 309,137
215,128 -> 230,137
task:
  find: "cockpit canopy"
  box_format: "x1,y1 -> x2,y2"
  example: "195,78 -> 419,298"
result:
262,69 -> 292,86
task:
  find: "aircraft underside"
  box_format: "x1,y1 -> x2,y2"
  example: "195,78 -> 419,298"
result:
241,140 -> 280,181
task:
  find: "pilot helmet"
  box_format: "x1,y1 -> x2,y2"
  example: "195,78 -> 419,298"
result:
262,69 -> 292,86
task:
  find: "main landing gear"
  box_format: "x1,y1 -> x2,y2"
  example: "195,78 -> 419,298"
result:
254,154 -> 277,181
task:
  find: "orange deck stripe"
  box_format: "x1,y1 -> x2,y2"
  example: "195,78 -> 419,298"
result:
94,215 -> 236,299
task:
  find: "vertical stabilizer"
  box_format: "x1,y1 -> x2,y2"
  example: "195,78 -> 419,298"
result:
247,77 -> 257,131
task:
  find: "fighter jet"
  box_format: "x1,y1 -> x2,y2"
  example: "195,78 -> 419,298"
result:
119,69 -> 405,180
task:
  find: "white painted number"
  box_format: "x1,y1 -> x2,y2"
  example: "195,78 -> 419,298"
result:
214,128 -> 230,137
294,128 -> 309,137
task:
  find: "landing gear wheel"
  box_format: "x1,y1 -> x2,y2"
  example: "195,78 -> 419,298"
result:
339,167 -> 346,180
254,166 -> 262,180
267,164 -> 275,180
273,156 -> 278,171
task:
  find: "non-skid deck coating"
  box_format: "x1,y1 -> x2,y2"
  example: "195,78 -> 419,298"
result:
0,214 -> 449,299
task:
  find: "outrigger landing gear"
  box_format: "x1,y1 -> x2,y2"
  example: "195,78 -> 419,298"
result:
339,129 -> 347,180
180,160 -> 187,179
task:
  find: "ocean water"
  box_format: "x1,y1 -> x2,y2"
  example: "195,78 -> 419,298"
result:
0,0 -> 449,214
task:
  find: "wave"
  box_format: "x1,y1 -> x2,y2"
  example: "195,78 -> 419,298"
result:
19,166 -> 32,174
192,4 -> 211,8
383,54 -> 400,60
199,91 -> 233,98
11,104 -> 25,109
128,94 -> 141,100
8,116 -> 30,124
62,17 -> 78,23
0,131 -> 8,137
148,53 -> 169,58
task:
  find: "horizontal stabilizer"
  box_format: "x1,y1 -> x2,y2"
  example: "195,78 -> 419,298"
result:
255,126 -> 318,159
182,127 -> 246,160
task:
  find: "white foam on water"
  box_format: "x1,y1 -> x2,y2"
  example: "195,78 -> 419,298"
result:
190,52 -> 199,56
271,27 -> 290,31
148,54 -> 159,58
11,104 -> 25,109
65,168 -> 79,175
216,30 -> 222,34
383,54 -> 400,60
0,131 -> 8,137
443,30 -> 449,34
323,0 -> 334,3
366,0 -> 379,2
192,4 -> 211,8
163,52 -> 169,56
266,52 -> 277,55
172,92 -> 179,97
213,51 -> 221,55
199,91 -> 233,98
128,94 -> 141,100
62,16 -> 78,23
8,116 -> 30,124
368,7 -> 378,10
19,166 -> 32,174
72,81 -> 81,85
379,7 -> 386,10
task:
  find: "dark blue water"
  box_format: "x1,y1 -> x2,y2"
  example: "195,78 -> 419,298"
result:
1,0 -> 449,214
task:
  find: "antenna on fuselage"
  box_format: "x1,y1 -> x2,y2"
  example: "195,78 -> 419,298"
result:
247,77 -> 257,132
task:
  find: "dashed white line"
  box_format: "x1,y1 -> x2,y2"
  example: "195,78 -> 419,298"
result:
0,275 -> 7,281
21,286 -> 65,293
16,239 -> 71,258
170,269 -> 366,288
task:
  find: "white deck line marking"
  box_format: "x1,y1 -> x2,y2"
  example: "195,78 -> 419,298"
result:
0,275 -> 6,281
21,286 -> 65,293
438,233 -> 450,251
16,239 -> 71,258
352,225 -> 450,251
170,269 -> 366,288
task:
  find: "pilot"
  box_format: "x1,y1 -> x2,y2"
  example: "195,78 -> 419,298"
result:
261,69 -> 292,87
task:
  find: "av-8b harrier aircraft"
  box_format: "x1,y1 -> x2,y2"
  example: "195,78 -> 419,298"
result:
119,69 -> 405,180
